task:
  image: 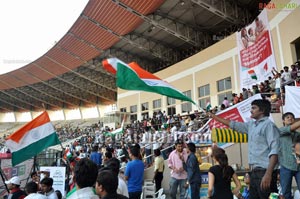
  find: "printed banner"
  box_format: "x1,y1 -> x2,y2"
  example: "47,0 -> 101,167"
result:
237,9 -> 277,89
284,86 -> 300,117
0,158 -> 33,197
40,166 -> 66,197
209,94 -> 263,129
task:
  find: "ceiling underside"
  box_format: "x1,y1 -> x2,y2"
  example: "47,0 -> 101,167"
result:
0,0 -> 268,113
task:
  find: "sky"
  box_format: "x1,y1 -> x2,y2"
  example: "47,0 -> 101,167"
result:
0,0 -> 89,75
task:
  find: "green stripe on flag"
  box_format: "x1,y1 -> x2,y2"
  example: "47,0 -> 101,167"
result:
116,62 -> 196,104
12,133 -> 60,166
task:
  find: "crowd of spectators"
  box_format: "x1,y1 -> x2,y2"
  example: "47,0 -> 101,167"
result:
214,61 -> 300,114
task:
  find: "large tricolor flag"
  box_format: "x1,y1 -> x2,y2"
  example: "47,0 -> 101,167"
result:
5,111 -> 61,166
102,58 -> 196,104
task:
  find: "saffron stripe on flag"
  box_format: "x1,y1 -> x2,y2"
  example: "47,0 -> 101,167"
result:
7,111 -> 50,142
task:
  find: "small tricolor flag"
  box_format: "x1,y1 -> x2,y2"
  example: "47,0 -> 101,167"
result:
5,111 -> 61,166
63,148 -> 72,160
248,69 -> 257,80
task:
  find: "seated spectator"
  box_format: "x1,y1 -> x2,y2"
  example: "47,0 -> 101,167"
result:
220,104 -> 226,111
24,181 -> 47,199
232,93 -> 239,105
242,88 -> 248,100
240,173 -> 250,199
222,97 -> 230,108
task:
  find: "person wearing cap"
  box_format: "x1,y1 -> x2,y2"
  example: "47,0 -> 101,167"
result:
5,176 -> 27,199
168,139 -> 188,199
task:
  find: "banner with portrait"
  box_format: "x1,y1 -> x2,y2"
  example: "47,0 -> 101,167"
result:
237,9 -> 277,89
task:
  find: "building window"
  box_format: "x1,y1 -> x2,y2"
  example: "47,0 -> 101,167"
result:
198,97 -> 210,110
167,106 -> 176,116
120,108 -> 126,112
217,77 -> 231,92
130,114 -> 137,121
141,102 -> 149,111
142,112 -> 149,120
181,90 -> 192,113
218,91 -> 233,106
292,37 -> 300,61
182,90 -> 192,100
167,97 -> 176,106
153,99 -> 161,109
198,84 -> 210,97
198,85 -> 210,110
181,103 -> 192,113
130,105 -> 137,113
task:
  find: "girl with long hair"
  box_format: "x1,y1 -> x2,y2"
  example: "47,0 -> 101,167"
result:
207,148 -> 241,199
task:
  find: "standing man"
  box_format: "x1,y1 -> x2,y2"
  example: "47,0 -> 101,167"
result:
278,112 -> 300,199
24,181 -> 47,199
67,158 -> 99,199
153,148 -> 164,193
96,170 -> 128,199
40,177 -> 58,199
183,143 -> 202,199
208,99 -> 280,199
125,146 -> 144,199
168,139 -> 188,199
90,145 -> 102,168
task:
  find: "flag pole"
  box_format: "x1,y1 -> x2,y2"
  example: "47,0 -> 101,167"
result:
60,141 -> 71,193
0,160 -> 9,193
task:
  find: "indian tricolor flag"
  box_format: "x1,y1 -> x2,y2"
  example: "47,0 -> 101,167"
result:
63,148 -> 72,160
5,111 -> 61,166
102,58 -> 196,104
248,69 -> 257,80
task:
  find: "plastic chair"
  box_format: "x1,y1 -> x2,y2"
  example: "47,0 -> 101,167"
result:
159,194 -> 166,199
143,184 -> 156,199
155,188 -> 164,199
140,192 -> 143,199
144,179 -> 155,186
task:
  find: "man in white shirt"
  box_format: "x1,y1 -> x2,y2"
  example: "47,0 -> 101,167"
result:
40,177 -> 58,199
67,159 -> 99,199
142,130 -> 153,166
282,66 -> 292,85
103,158 -> 129,197
25,181 -> 47,199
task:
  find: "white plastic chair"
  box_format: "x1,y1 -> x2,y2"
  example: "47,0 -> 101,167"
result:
144,179 -> 155,186
140,192 -> 143,199
159,194 -> 166,199
143,184 -> 156,199
155,188 -> 164,199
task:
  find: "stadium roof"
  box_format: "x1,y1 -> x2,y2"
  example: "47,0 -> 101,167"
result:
0,0 -> 268,112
